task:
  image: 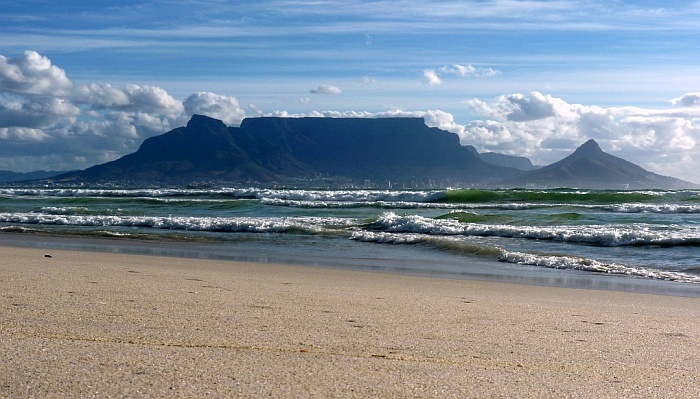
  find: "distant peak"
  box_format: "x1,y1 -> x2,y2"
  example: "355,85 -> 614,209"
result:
573,139 -> 602,156
186,114 -> 228,130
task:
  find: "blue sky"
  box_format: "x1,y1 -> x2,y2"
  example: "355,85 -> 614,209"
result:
2,0 -> 700,183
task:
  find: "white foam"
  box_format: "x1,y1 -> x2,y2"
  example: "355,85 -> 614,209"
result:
499,250 -> 700,284
0,212 -> 357,234
606,203 -> 700,214
372,212 -> 700,247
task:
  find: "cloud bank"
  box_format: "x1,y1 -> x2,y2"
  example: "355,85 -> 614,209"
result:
0,51 -> 245,172
459,92 -> 700,181
0,51 -> 699,184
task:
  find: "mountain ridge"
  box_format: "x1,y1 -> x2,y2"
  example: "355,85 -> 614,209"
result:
52,115 -> 519,187
514,139 -> 694,189
45,115 -> 697,189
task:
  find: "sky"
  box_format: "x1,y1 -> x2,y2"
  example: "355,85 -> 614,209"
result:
2,0 -> 700,183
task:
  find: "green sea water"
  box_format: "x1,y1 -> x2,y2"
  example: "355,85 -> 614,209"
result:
1,187 -> 699,294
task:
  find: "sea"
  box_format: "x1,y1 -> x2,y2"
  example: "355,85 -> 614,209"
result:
1,186 -> 700,297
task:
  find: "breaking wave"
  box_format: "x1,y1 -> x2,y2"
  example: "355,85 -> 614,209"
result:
350,230 -> 700,284
3,188 -> 700,214
370,212 -> 700,247
0,212 -> 357,235
499,251 -> 700,284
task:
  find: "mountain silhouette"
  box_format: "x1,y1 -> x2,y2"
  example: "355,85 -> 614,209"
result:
516,139 -> 694,189
479,152 -> 539,171
52,115 -> 520,187
47,116 -> 696,189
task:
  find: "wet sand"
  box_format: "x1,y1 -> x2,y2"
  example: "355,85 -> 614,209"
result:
1,245 -> 699,398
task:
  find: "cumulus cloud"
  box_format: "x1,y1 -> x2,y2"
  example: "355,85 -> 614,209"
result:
461,91 -> 700,182
259,94 -> 700,181
309,85 -> 342,94
464,92 -> 568,122
671,92 -> 700,107
1,50 -> 699,183
0,50 -> 252,172
183,92 -> 246,126
0,97 -> 79,129
0,127 -> 50,142
0,51 -> 72,96
72,83 -> 184,115
169,89 -> 700,182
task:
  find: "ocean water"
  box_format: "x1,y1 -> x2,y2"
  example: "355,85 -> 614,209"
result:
1,187 -> 699,295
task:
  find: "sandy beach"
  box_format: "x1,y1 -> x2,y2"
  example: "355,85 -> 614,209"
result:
1,244 -> 699,398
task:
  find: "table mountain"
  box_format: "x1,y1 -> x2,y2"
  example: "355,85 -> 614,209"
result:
51,115 -> 520,187
47,116 -> 696,189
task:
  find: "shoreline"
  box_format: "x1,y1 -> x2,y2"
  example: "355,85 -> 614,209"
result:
2,244 -> 700,397
2,231 -> 700,298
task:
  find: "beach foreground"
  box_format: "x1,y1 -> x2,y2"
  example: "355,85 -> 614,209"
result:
1,245 -> 699,398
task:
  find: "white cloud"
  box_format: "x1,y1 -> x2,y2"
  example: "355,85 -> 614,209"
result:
0,97 -> 79,129
440,64 -> 476,77
425,64 -> 500,85
671,92 -> 700,107
73,83 -> 184,115
461,91 -> 700,182
309,85 -> 342,94
0,50 -> 699,183
0,127 -> 50,142
260,97 -> 700,182
423,69 -> 442,86
0,51 -> 72,96
0,51 -> 254,171
183,92 -> 246,126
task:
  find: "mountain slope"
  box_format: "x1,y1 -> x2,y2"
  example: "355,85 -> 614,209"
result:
52,115 -> 521,187
479,152 -> 539,171
516,139 -> 695,189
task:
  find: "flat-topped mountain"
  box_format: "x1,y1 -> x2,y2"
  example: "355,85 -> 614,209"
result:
515,139 -> 695,189
47,115 -> 696,189
52,115 -> 520,187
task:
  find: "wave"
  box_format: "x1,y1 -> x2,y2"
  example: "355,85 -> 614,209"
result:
39,206 -> 93,215
0,187 -> 446,201
0,212 -> 358,235
443,188 -> 700,205
370,212 -> 700,247
350,230 -> 700,284
499,251 -> 700,284
251,189 -> 446,203
260,198 -> 469,209
350,231 -> 502,257
4,188 -> 700,215
265,199 -> 700,215
604,203 -> 700,214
